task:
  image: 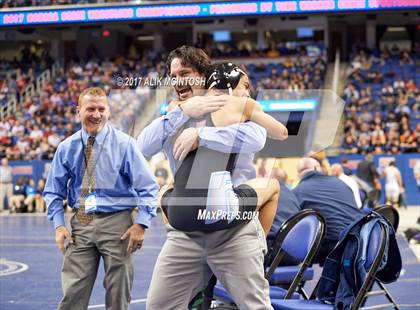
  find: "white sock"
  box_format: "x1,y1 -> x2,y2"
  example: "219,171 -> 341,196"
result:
205,171 -> 239,224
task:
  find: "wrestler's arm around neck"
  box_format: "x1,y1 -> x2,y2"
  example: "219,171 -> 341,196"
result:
211,95 -> 288,141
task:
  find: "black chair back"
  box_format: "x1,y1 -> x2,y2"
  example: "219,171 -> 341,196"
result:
374,204 -> 399,231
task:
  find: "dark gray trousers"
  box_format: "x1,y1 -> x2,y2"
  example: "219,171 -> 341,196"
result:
147,218 -> 273,310
58,210 -> 134,310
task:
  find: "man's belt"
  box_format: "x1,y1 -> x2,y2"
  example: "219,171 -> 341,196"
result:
74,208 -> 129,217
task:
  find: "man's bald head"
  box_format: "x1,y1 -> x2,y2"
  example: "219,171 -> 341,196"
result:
330,164 -> 343,177
297,157 -> 321,178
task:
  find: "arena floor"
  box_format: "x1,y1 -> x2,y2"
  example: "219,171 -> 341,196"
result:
0,209 -> 419,310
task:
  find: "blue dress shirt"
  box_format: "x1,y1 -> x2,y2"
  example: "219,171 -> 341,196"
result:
293,171 -> 363,241
137,106 -> 267,185
43,124 -> 159,229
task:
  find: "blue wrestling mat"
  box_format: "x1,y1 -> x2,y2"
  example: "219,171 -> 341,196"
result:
0,214 -> 419,310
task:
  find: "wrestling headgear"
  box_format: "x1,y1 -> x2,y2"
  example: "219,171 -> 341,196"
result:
206,63 -> 246,95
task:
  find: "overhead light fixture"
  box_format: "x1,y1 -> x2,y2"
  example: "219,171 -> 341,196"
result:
137,35 -> 154,41
387,27 -> 405,32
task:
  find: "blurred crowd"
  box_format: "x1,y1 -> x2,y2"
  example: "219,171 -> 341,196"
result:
0,51 -> 166,160
199,42 -> 324,59
342,45 -> 420,154
0,45 -> 54,106
1,42 -> 327,161
250,57 -> 326,90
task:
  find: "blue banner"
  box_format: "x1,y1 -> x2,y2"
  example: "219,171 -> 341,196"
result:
1,0 -> 420,27
328,154 -> 420,206
10,154 -> 420,206
9,160 -> 51,185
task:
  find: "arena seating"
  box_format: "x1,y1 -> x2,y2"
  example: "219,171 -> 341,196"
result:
342,47 -> 420,154
204,43 -> 325,59
1,48 -> 326,162
247,57 -> 326,90
0,55 -> 165,160
0,47 -> 54,107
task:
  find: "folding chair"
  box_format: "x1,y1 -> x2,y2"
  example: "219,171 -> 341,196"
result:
265,209 -> 326,299
212,209 -> 325,307
271,221 -> 396,310
361,206 -> 400,310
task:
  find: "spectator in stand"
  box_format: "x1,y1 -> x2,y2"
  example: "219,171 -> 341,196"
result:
255,57 -> 326,90
342,135 -> 358,154
24,178 -> 37,212
358,122 -> 370,138
400,127 -> 417,152
359,107 -> 373,123
9,177 -> 25,213
358,136 -> 372,154
267,42 -> 280,58
371,124 -> 386,148
342,47 -> 419,154
29,125 -> 43,142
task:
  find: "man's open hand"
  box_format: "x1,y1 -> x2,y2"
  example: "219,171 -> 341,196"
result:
181,95 -> 226,118
173,127 -> 199,161
121,224 -> 145,254
55,226 -> 73,255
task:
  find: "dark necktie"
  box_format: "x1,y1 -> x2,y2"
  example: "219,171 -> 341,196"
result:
77,136 -> 96,225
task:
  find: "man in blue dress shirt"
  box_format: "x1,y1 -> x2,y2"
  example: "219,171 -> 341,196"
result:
43,87 -> 159,310
139,46 -> 272,310
293,158 -> 363,264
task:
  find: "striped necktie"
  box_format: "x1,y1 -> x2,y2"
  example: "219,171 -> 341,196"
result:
77,136 -> 96,225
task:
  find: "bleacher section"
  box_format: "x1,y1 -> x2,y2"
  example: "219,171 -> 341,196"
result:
342,47 -> 420,154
